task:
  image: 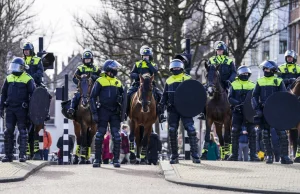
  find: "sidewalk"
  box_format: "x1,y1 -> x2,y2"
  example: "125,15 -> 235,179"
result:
0,161 -> 48,183
160,160 -> 300,194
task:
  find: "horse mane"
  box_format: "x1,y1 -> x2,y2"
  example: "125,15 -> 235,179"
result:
208,65 -> 223,94
291,78 -> 300,96
141,73 -> 151,92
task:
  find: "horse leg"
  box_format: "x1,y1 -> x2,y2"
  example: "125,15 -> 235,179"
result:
140,125 -> 151,165
223,116 -> 232,160
87,124 -> 97,164
135,125 -> 141,164
290,129 -> 298,158
129,121 -> 136,163
73,121 -> 81,164
215,123 -> 226,160
294,124 -> 300,163
32,125 -> 43,160
27,124 -> 34,160
79,123 -> 88,164
201,118 -> 213,160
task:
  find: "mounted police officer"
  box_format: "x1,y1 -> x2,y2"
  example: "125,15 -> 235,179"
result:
67,50 -> 101,116
251,60 -> 293,164
90,60 -> 124,168
199,41 -> 236,120
126,45 -> 166,123
0,57 -> 35,162
158,59 -> 201,164
278,50 -> 300,89
227,66 -> 260,161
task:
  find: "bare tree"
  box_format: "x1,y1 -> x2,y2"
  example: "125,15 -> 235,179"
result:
0,0 -> 36,84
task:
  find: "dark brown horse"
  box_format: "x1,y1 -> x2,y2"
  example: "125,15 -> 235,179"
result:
289,78 -> 300,162
204,64 -> 232,159
129,73 -> 156,164
73,74 -> 97,164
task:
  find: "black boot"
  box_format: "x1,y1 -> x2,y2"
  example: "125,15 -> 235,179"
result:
188,131 -> 201,164
228,127 -> 239,161
277,129 -> 293,164
68,92 -> 80,115
169,127 -> 179,164
112,132 -> 121,168
263,129 -> 273,164
93,131 -> 104,168
249,127 -> 260,162
19,129 -> 28,162
2,130 -> 14,162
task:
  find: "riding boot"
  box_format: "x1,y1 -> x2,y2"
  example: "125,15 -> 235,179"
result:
19,129 -> 28,162
169,127 -> 179,164
263,129 -> 273,164
227,127 -> 239,161
93,132 -> 104,168
68,92 -> 80,115
112,134 -> 121,168
187,128 -> 201,164
2,130 -> 14,162
277,129 -> 293,164
249,127 -> 260,162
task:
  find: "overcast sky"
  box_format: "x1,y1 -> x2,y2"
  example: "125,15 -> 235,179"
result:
27,0 -> 101,73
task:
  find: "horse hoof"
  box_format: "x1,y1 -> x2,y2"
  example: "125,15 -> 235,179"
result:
113,163 -> 121,168
192,158 -> 201,164
130,159 -> 136,164
86,160 -> 91,164
93,163 -> 101,168
135,160 -> 140,165
170,158 -> 179,164
294,157 -> 300,163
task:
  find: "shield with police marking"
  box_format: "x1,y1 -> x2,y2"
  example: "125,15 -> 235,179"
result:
29,87 -> 50,125
243,90 -> 256,123
174,79 -> 207,117
263,92 -> 300,130
121,86 -> 128,122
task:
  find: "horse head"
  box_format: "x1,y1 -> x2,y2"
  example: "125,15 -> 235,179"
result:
291,77 -> 300,96
139,73 -> 154,113
75,73 -> 93,108
205,64 -> 222,96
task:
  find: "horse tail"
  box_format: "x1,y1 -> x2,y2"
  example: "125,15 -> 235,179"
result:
139,126 -> 144,145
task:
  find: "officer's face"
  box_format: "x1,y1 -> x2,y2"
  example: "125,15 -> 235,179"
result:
216,50 -> 224,55
287,56 -> 294,63
142,56 -> 150,61
84,58 -> 92,63
264,68 -> 271,72
23,50 -> 30,56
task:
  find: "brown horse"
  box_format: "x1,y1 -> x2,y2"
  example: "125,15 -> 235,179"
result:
129,73 -> 156,164
289,78 -> 300,162
73,74 -> 97,164
204,64 -> 232,160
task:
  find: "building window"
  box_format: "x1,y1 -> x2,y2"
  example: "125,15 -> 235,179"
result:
280,0 -> 289,6
279,40 -> 287,54
262,41 -> 270,60
292,0 -> 299,9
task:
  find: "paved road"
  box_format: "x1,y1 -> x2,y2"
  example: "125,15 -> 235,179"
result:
0,164 -> 246,194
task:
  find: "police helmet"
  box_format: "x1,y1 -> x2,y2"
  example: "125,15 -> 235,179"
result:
102,60 -> 121,76
214,41 -> 228,55
23,42 -> 35,56
260,60 -> 278,72
284,50 -> 297,64
82,50 -> 94,65
169,59 -> 184,70
8,57 -> 27,73
140,45 -> 153,56
237,66 -> 252,76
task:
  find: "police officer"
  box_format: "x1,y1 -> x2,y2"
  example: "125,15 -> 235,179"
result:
278,50 -> 300,89
23,42 -> 44,86
127,45 -> 166,123
90,60 -> 123,168
158,59 -> 201,164
199,41 -> 237,120
0,57 -> 35,162
68,50 -> 101,115
227,66 -> 260,161
252,60 -> 293,164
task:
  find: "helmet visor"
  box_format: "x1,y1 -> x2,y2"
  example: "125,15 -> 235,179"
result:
285,50 -> 297,59
8,63 -> 24,73
109,60 -> 122,70
237,67 -> 251,75
169,60 -> 184,70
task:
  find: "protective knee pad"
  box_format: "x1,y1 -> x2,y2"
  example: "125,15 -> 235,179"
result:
168,127 -> 178,138
95,131 -> 104,145
4,129 -> 14,138
111,129 -> 121,143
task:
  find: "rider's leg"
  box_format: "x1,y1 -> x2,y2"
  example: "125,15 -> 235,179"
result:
126,82 -> 139,118
68,91 -> 81,115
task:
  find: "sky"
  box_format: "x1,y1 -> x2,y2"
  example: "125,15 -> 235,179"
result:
27,0 -> 102,74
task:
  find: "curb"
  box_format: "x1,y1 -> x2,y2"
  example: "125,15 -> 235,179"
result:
159,161 -> 300,194
0,162 -> 50,183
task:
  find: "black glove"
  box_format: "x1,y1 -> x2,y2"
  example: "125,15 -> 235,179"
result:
0,109 -> 4,118
157,103 -> 165,114
226,80 -> 231,87
255,109 -> 263,118
92,113 -> 98,123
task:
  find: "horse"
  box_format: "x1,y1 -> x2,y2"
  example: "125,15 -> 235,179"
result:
27,123 -> 46,160
289,77 -> 300,162
129,73 -> 157,164
203,64 -> 232,160
73,73 -> 97,164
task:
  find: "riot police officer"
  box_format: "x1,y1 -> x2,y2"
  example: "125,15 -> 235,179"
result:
278,50 -> 300,89
0,57 -> 36,162
252,60 -> 293,164
127,45 -> 166,123
90,60 -> 123,168
68,50 -> 101,115
227,66 -> 260,161
23,42 -> 44,86
158,59 -> 201,164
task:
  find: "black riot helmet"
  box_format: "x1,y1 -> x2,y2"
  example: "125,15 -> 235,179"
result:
284,50 -> 297,64
214,41 -> 228,56
237,66 -> 251,81
102,60 -> 121,77
140,45 -> 153,61
8,57 -> 29,76
23,42 -> 35,56
82,50 -> 94,67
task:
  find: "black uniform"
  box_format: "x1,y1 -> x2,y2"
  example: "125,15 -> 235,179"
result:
0,72 -> 35,162
159,73 -> 200,164
90,74 -> 123,167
